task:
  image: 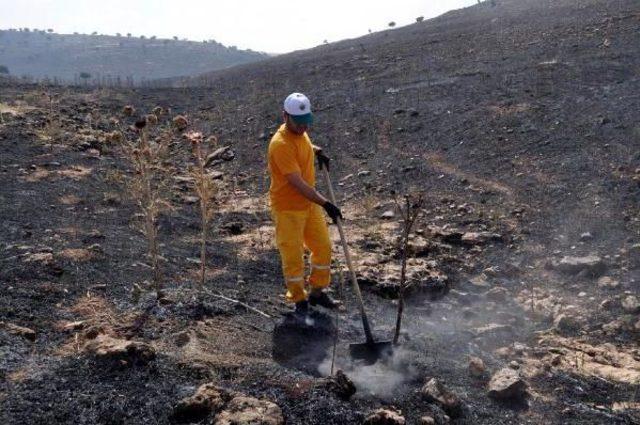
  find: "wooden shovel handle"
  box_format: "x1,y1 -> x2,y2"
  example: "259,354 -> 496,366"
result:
321,167 -> 375,343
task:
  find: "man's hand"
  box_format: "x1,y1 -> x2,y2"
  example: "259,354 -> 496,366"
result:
322,201 -> 343,223
314,147 -> 331,170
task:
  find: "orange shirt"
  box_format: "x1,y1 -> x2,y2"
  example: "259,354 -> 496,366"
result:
268,124 -> 315,211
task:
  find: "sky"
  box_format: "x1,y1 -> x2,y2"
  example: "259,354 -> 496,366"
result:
1,0 -> 477,54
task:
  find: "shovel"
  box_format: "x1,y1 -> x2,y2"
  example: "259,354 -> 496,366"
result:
320,164 -> 393,364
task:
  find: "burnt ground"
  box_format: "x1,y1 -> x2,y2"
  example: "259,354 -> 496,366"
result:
1,0 -> 640,423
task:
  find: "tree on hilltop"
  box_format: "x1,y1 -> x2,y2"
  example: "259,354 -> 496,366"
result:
0,65 -> 9,75
79,72 -> 91,85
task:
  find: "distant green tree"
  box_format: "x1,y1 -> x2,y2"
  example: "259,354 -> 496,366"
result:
116,32 -> 122,37
150,35 -> 156,40
388,21 -> 396,28
91,31 -> 98,35
47,28 -> 54,33
416,16 -> 424,22
140,35 -> 146,39
0,65 -> 9,75
127,33 -> 132,37
79,72 -> 91,85
173,36 -> 178,41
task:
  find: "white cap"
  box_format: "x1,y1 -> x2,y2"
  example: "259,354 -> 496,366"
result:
283,92 -> 313,124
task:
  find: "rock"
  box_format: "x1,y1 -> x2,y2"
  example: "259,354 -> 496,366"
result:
429,226 -> 464,245
579,232 -> 594,242
23,252 -> 54,263
553,313 -> 584,335
472,323 -> 513,339
180,195 -> 199,204
461,231 -> 502,245
485,287 -> 509,302
597,276 -> 619,289
421,378 -> 463,417
622,296 -> 640,313
357,170 -> 371,177
215,396 -> 284,425
602,319 -> 623,334
62,320 -> 86,331
380,210 -> 395,219
209,171 -> 225,180
552,255 -> 606,276
83,325 -> 103,339
173,383 -> 229,422
174,331 -> 191,347
407,237 -> 430,257
84,335 -> 155,365
322,370 -> 356,400
222,221 -> 244,235
487,368 -> 527,401
363,408 -> 405,425
3,322 -> 36,341
418,416 -> 435,425
205,146 -> 235,166
468,356 -> 486,378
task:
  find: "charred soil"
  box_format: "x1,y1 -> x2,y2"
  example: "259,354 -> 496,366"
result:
1,0 -> 640,424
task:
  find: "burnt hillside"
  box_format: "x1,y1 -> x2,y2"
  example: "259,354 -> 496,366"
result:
182,0 -> 639,253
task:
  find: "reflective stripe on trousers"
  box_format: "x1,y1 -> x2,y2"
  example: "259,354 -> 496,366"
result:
273,204 -> 332,303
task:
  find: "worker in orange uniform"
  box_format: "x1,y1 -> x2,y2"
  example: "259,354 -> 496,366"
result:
268,92 -> 343,318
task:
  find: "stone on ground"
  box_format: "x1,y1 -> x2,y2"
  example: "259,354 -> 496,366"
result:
418,416 -> 436,425
322,370 -> 356,400
173,383 -> 229,422
622,296 -> 640,313
553,313 -> 585,335
487,367 -> 528,401
597,276 -> 619,289
421,378 -> 463,417
468,356 -> 486,378
214,395 -> 284,425
363,408 -> 405,425
2,322 -> 36,341
84,335 -> 155,365
552,255 -> 606,276
461,231 -> 502,245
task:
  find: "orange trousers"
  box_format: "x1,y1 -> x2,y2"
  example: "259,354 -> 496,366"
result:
272,204 -> 332,303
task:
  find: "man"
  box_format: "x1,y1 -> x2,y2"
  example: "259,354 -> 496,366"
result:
268,92 -> 343,317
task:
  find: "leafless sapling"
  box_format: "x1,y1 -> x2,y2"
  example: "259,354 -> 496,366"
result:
393,192 -> 425,345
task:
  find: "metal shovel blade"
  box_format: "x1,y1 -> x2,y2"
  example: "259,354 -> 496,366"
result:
349,340 -> 394,365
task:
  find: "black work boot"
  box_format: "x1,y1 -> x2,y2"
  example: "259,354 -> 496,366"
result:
293,300 -> 309,319
308,290 -> 341,310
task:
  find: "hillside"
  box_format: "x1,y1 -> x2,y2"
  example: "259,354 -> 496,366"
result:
0,29 -> 267,84
1,0 -> 640,424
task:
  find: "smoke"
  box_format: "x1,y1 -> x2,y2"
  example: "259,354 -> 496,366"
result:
317,347 -> 417,399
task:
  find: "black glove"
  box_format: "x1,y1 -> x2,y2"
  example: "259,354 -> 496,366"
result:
322,201 -> 343,224
315,149 -> 331,171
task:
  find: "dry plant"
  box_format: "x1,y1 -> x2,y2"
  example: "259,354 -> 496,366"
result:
392,191 -> 425,345
117,115 -> 173,298
42,91 -> 63,142
186,131 -> 219,286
